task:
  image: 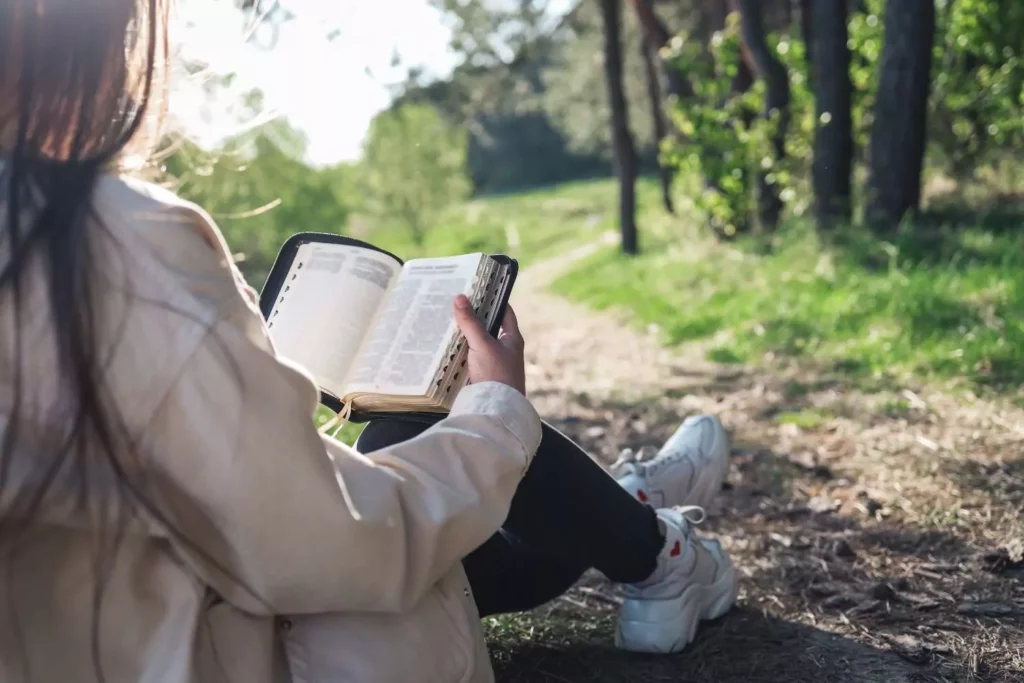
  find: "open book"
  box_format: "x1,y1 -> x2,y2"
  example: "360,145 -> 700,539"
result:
259,233 -> 518,419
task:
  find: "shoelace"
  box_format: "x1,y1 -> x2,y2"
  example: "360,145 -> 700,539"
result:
611,445 -> 699,480
610,448 -> 636,475
675,504 -> 707,526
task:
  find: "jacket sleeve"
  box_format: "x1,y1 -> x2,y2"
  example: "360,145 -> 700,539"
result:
143,210 -> 542,617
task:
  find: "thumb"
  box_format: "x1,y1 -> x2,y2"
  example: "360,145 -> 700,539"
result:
453,295 -> 491,349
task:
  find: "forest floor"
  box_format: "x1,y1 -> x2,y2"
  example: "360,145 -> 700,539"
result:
484,235 -> 1024,683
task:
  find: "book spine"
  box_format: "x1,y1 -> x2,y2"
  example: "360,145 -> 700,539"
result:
437,260 -> 508,402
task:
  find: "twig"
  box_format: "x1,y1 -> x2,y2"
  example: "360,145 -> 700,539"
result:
577,586 -> 623,606
558,595 -> 590,610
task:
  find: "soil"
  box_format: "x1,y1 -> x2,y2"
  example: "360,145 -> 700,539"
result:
486,239 -> 1024,683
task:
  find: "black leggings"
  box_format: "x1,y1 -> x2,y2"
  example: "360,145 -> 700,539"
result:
356,417 -> 664,617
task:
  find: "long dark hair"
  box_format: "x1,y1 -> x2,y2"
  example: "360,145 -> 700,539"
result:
0,0 -> 170,678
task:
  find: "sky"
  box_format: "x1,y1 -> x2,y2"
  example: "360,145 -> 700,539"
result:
173,0 -> 459,165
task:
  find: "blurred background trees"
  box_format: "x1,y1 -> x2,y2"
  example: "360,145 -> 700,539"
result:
361,103 -> 472,247
599,0 -> 640,254
173,0 -> 1024,264
164,115 -> 353,282
159,0 -> 1024,394
866,0 -> 936,233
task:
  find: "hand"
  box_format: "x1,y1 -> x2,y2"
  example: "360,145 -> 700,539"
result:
453,294 -> 526,396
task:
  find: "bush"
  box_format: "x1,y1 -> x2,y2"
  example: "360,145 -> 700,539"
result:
361,103 -> 472,246
660,15 -> 812,238
930,0 -> 1024,181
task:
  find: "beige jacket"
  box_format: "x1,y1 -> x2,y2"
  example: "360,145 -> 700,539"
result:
0,173 -> 542,683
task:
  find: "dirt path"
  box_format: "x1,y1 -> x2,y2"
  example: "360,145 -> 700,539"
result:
490,240 -> 1024,683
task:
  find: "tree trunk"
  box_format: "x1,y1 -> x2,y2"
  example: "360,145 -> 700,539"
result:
866,0 -> 935,233
733,0 -> 791,231
703,0 -> 731,32
812,0 -> 853,228
600,0 -> 639,254
628,0 -> 694,99
636,1 -> 674,214
800,0 -> 814,72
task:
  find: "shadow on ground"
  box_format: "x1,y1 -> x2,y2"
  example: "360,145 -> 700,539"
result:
501,370 -> 1024,683
490,606 -> 931,683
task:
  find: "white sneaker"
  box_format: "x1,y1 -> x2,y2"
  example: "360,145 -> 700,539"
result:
616,507 -> 737,654
614,415 -> 729,510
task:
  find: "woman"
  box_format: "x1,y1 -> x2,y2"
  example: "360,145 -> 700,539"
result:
0,2 -> 736,682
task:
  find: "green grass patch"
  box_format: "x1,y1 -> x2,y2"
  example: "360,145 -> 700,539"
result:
553,216 -> 1024,393
706,345 -> 745,364
254,174 -> 1022,397
314,406 -> 365,446
783,380 -> 812,398
877,398 -> 914,418
774,407 -> 836,430
365,177 -> 666,266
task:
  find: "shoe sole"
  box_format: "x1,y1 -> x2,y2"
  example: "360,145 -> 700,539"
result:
614,563 -> 738,654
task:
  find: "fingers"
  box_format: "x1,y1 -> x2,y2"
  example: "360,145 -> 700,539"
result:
453,295 -> 491,349
498,305 -> 523,347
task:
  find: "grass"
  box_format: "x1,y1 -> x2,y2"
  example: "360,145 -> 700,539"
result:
314,406 -> 365,445
353,174 -> 1024,394
774,407 -> 835,430
363,177 -> 668,266
551,209 -> 1024,393
876,397 -> 914,418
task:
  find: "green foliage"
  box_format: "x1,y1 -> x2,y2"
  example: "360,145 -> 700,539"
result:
399,1 -> 610,193
930,0 -> 1024,179
846,0 -> 885,150
541,0 -> 667,156
428,0 -> 551,68
774,407 -> 835,430
165,118 -> 354,285
361,103 -> 472,246
845,0 -> 1024,179
660,15 -> 810,237
660,0 -> 1024,236
660,20 -> 752,237
430,0 -> 656,158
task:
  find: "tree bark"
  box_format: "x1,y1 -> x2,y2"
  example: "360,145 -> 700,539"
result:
703,0 -> 731,32
599,0 -> 639,254
733,0 -> 791,231
627,0 -> 694,100
866,0 -> 935,233
800,0 -> 814,72
639,31 -> 675,214
812,0 -> 853,228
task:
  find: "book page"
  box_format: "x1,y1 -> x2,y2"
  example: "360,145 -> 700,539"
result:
267,242 -> 401,395
344,254 -> 483,396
